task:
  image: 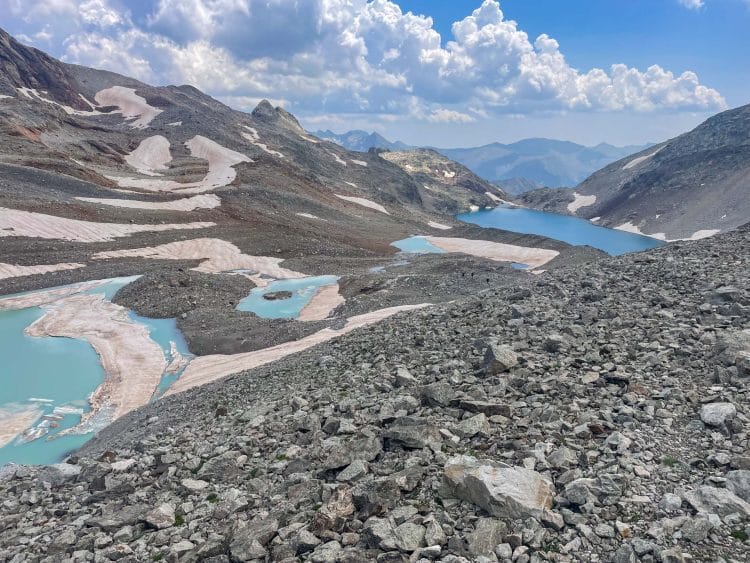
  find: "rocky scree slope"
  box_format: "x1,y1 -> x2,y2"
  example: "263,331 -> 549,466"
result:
521,105 -> 750,241
1,227 -> 749,562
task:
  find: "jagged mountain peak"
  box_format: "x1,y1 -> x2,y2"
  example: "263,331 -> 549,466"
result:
0,26 -> 88,109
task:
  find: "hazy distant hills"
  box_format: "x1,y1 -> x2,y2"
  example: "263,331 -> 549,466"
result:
313,129 -> 410,152
316,130 -> 652,193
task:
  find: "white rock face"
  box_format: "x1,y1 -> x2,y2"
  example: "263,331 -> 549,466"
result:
700,402 -> 737,427
442,455 -> 555,520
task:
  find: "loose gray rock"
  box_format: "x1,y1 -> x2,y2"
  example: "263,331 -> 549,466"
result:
442,455 -> 554,520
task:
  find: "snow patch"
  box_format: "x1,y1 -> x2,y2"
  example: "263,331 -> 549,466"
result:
298,133 -> 320,144
485,191 -> 507,204
25,294 -> 167,432
615,222 -> 667,241
0,262 -> 85,281
427,221 -> 452,230
94,86 -> 162,129
167,121 -> 182,126
93,238 -> 305,279
167,303 -> 429,394
0,207 -> 213,242
335,194 -> 389,215
17,87 -> 102,116
109,135 -> 251,194
443,170 -> 456,178
567,192 -> 597,214
328,151 -> 347,166
424,236 -> 560,269
622,147 -> 662,170
351,159 -> 368,167
124,135 -> 172,176
76,194 -> 221,212
241,125 -> 285,158
296,213 -> 324,221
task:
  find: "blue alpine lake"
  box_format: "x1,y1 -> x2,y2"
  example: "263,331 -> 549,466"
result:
457,206 -> 664,256
0,278 -> 191,467
237,276 -> 340,319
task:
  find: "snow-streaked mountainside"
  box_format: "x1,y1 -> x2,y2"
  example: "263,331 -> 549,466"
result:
521,103 -> 750,241
0,26 -> 595,439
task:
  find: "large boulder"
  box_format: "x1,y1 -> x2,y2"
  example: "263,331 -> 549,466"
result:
700,402 -> 737,427
441,455 -> 554,520
481,343 -> 518,375
727,470 -> 750,503
320,431 -> 382,470
683,486 -> 750,519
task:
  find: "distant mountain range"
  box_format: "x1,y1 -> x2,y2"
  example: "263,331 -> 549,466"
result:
314,129 -> 410,152
315,130 -> 652,193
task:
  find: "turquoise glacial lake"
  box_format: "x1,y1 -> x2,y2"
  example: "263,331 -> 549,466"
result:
237,276 -> 339,319
457,206 -> 664,256
391,236 -> 446,254
0,278 -> 191,467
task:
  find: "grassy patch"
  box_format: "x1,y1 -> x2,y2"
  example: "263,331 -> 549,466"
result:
206,493 -> 219,503
661,456 -> 679,467
174,514 -> 185,526
731,529 -> 748,542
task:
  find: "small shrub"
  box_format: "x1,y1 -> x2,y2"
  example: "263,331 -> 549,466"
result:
174,514 -> 185,526
731,529 -> 748,542
206,493 -> 219,503
661,456 -> 678,467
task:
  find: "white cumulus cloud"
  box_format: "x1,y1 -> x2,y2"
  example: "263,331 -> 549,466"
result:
677,0 -> 705,9
1,0 -> 727,124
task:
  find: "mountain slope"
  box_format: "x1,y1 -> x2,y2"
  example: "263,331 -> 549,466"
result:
0,28 -> 598,451
522,104 -> 750,240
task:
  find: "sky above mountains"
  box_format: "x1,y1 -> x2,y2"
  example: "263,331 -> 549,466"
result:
2,0 -> 747,147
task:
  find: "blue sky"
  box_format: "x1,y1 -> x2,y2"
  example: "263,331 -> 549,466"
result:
1,0 -> 747,147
